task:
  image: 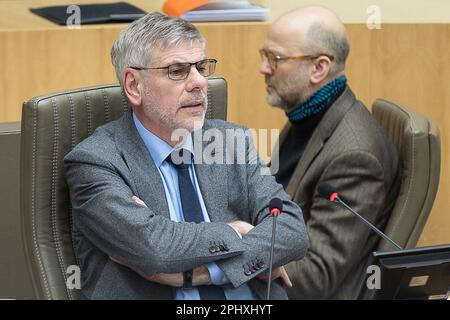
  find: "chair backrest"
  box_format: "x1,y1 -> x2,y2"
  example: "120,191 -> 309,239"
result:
372,98 -> 441,251
0,122 -> 35,299
20,77 -> 228,300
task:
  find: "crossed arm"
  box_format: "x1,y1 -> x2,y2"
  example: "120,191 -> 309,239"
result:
110,196 -> 293,288
65,124 -> 308,290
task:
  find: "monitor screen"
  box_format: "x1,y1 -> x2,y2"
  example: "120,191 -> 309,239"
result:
358,244 -> 450,300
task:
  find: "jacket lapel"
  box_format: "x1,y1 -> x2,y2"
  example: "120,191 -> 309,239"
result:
114,112 -> 170,219
193,122 -> 229,223
285,87 -> 357,196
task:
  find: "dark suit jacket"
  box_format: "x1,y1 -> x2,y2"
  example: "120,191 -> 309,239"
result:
64,112 -> 309,299
277,87 -> 401,299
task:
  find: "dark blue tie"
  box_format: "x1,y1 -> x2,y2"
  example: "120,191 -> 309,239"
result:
168,149 -> 226,300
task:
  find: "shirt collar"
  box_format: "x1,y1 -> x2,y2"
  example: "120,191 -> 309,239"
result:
132,112 -> 194,168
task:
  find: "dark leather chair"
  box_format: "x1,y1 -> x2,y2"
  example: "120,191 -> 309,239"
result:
372,98 -> 441,251
20,77 -> 227,299
0,122 -> 35,299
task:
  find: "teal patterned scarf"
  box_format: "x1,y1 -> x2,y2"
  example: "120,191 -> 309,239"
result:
287,75 -> 347,122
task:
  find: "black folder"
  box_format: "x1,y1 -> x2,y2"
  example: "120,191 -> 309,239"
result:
30,2 -> 147,25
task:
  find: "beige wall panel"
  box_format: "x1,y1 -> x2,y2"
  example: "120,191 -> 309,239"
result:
265,0 -> 450,22
345,24 -> 450,246
197,22 -> 286,130
0,28 -> 121,120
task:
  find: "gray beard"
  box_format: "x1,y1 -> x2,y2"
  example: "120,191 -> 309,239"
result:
267,93 -> 287,110
267,90 -> 312,112
266,66 -> 313,111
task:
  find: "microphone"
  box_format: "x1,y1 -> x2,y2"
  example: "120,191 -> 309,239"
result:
267,197 -> 283,300
317,182 -> 402,250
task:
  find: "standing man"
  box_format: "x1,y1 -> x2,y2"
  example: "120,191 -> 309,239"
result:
65,12 -> 308,300
260,6 -> 401,299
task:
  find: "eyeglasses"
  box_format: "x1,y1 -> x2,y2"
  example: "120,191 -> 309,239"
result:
130,58 -> 217,80
259,49 -> 334,70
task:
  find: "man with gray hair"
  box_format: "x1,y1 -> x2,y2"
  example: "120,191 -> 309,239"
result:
260,6 -> 401,299
64,12 -> 308,300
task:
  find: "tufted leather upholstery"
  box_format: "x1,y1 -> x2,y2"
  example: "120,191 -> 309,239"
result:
20,77 -> 227,299
372,98 -> 440,251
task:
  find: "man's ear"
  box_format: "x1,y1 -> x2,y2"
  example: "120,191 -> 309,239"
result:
310,56 -> 332,85
123,68 -> 144,107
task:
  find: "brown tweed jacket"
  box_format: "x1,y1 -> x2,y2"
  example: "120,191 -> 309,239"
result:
275,86 -> 401,299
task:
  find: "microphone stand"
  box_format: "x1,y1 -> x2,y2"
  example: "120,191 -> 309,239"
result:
267,212 -> 279,300
335,197 -> 403,250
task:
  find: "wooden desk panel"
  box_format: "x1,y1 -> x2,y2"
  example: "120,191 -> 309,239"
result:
0,0 -> 276,128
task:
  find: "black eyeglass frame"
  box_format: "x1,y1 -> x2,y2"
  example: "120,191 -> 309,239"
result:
129,58 -> 218,80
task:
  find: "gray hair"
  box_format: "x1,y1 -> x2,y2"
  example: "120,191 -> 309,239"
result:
111,12 -> 205,87
304,22 -> 350,75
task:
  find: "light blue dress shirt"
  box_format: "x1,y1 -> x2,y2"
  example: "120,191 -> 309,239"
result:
133,113 -> 257,300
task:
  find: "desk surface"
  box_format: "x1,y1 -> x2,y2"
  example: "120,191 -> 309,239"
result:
0,0 -> 268,31
0,0 -> 155,30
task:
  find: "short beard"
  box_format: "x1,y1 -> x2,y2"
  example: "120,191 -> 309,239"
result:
141,89 -> 207,134
267,93 -> 285,109
176,92 -> 207,132
266,65 -> 313,111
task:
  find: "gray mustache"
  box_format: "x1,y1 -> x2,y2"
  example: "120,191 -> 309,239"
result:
179,93 -> 207,108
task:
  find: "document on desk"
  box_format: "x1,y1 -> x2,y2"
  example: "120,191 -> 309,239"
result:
30,2 -> 146,25
181,1 -> 268,22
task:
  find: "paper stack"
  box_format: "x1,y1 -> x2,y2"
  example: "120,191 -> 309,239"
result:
181,1 -> 268,22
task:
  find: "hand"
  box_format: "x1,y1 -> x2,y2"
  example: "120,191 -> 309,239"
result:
227,220 -> 255,236
110,256 -> 184,286
258,266 -> 293,288
147,266 -> 212,287
109,256 -> 211,287
132,195 -> 147,207
147,272 -> 184,287
145,266 -> 212,287
192,265 -> 212,286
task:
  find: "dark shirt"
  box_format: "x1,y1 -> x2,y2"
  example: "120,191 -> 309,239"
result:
275,111 -> 325,189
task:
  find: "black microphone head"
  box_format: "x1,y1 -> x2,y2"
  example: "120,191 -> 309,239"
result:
317,182 -> 337,201
269,197 -> 283,211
